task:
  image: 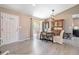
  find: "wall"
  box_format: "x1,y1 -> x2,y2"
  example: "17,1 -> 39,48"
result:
73,19 -> 79,27
19,14 -> 31,40
55,5 -> 79,33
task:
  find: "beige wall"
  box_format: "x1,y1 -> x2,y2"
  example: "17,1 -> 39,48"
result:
19,14 -> 31,40
55,5 -> 79,33
0,7 -> 41,41
73,19 -> 79,27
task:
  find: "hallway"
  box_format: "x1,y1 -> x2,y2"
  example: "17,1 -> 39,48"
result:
1,39 -> 79,55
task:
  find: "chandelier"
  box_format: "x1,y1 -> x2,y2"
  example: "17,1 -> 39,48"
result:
50,9 -> 55,20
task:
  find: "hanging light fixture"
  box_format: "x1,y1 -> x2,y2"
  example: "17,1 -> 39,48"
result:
48,9 -> 55,31
51,9 -> 55,20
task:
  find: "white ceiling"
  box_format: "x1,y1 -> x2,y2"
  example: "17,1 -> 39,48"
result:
0,4 -> 77,19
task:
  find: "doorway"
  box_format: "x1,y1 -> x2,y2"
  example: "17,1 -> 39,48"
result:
32,19 -> 42,40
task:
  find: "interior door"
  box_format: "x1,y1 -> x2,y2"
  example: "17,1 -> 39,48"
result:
1,12 -> 19,45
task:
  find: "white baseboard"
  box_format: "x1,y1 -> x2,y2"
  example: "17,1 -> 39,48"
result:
0,38 -> 30,47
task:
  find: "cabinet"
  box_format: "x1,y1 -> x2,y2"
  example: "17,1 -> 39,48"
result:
42,20 -> 49,32
42,19 -> 64,36
52,19 -> 64,36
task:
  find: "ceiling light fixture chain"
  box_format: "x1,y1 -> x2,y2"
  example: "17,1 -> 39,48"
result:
51,9 -> 55,20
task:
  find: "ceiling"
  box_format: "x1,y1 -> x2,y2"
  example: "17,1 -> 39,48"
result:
0,4 -> 77,19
